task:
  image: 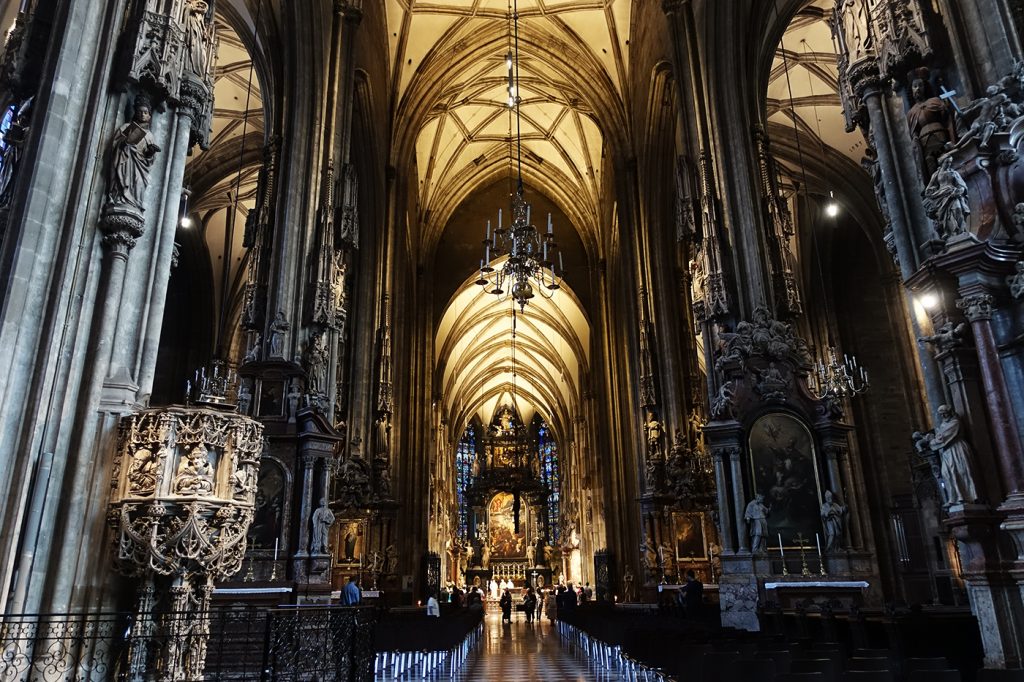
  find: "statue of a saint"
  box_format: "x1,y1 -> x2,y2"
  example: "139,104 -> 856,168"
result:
106,95 -> 161,212
268,311 -> 289,358
928,405 -> 979,505
905,77 -> 955,180
384,545 -> 397,574
622,565 -> 635,602
950,85 -> 1015,152
183,0 -> 211,79
304,331 -> 329,395
645,411 -> 662,451
526,543 -> 536,566
744,494 -> 769,553
1007,261 -> 1024,300
311,499 -> 334,554
0,98 -> 32,210
480,542 -> 490,569
820,490 -> 847,552
128,447 -> 158,494
174,445 -> 214,495
640,536 -> 657,575
923,156 -> 970,240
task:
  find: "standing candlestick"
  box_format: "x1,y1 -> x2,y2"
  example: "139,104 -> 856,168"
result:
273,538 -> 279,562
816,532 -> 828,577
796,533 -> 811,577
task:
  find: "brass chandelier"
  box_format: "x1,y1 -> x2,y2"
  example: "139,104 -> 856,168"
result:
475,0 -> 563,312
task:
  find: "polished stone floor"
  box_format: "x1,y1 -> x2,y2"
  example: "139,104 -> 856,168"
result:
453,612 -> 620,681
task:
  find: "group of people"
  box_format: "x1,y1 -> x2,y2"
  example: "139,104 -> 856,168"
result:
498,586 -> 544,623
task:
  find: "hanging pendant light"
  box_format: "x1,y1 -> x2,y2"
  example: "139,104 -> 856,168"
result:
476,0 -> 563,313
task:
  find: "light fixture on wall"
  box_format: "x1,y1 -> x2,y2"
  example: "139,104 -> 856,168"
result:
475,0 -> 563,313
778,22 -> 869,401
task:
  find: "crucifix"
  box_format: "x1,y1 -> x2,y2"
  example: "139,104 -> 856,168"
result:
795,533 -> 812,577
939,85 -> 962,115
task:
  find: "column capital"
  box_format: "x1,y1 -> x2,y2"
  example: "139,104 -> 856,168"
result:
957,293 -> 994,322
661,0 -> 690,14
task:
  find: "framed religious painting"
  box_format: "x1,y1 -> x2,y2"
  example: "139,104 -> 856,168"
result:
748,412 -> 823,547
334,518 -> 366,567
673,512 -> 708,563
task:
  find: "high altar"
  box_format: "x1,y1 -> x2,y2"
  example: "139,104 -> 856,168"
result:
463,407 -> 555,589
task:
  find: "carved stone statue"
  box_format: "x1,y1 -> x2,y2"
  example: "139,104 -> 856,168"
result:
744,493 -> 769,553
906,77 -> 955,179
128,447 -> 158,495
310,498 -> 334,554
384,544 -> 397,574
1007,261 -> 1024,299
622,565 -> 635,602
710,381 -> 735,420
268,312 -> 289,358
820,490 -> 847,552
926,405 -> 980,505
183,0 -> 212,79
640,535 -> 657,576
950,85 -> 1014,152
1012,204 -> 1024,243
480,542 -> 490,569
106,95 -> 161,212
645,411 -> 662,451
918,320 -> 967,354
173,445 -> 214,495
0,97 -> 32,211
243,333 -> 260,364
304,331 -> 329,395
526,543 -> 535,566
922,156 -> 970,240
756,362 -> 789,402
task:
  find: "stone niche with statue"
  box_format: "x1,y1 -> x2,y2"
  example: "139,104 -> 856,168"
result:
706,306 -> 878,631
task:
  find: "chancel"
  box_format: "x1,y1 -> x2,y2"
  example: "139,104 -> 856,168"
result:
2,0 -> 1024,680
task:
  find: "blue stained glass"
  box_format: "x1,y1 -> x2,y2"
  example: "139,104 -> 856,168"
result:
537,422 -> 560,542
455,425 -> 476,540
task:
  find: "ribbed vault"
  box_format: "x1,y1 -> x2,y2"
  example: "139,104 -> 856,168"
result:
767,0 -> 863,164
435,261 -> 590,445
387,0 -> 631,254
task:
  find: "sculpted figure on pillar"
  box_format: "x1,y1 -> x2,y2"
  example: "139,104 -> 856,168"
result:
304,330 -> 329,396
744,493 -> 769,553
182,0 -> 212,80
173,444 -> 215,495
917,319 -> 967,354
820,490 -> 847,552
1007,261 -> 1024,299
906,77 -> 955,180
106,95 -> 161,214
922,156 -> 970,240
915,405 -> 980,506
949,85 -> 1018,153
0,97 -> 32,213
310,498 -> 334,554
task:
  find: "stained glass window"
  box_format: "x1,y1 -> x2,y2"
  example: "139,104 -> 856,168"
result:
455,425 -> 476,540
538,421 -> 560,542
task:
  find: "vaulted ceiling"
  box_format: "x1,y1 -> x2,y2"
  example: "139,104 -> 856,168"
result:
387,0 -> 632,250
767,0 -> 863,166
435,264 -> 591,446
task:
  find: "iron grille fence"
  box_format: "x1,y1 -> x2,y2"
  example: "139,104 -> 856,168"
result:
0,606 -> 376,681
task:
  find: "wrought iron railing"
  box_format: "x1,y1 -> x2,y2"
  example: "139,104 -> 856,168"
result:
0,606 -> 376,681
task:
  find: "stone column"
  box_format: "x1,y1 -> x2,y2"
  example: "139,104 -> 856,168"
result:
957,293 -> 1024,497
295,454 -> 316,559
712,447 -> 735,553
729,447 -> 748,552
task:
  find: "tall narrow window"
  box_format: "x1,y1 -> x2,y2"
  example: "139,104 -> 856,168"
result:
538,421 -> 560,542
455,425 -> 476,540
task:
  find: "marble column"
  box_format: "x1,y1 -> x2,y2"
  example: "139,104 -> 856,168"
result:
957,293 -> 1024,497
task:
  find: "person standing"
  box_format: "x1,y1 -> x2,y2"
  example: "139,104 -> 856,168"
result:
343,576 -> 361,605
523,588 -> 537,623
426,590 -> 440,617
680,570 -> 703,619
499,588 -> 513,623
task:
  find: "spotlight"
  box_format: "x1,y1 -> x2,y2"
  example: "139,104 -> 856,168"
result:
180,215 -> 194,229
919,293 -> 939,310
825,191 -> 840,218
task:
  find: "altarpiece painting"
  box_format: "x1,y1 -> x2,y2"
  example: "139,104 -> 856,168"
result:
748,413 -> 823,547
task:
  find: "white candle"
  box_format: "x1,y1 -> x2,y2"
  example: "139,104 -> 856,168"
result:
778,533 -> 785,557
487,221 -> 491,241
498,209 -> 502,229
815,533 -> 822,558
274,538 -> 279,562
